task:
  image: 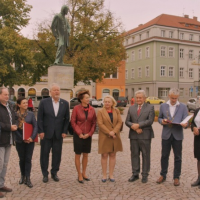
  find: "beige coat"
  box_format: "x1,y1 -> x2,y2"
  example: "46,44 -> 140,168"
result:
97,107 -> 123,154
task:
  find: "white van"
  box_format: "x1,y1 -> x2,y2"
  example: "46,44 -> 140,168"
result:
31,96 -> 50,109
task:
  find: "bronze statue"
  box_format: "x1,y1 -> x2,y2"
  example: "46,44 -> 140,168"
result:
51,5 -> 71,65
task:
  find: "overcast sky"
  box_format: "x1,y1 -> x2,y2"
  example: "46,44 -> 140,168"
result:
21,0 -> 200,38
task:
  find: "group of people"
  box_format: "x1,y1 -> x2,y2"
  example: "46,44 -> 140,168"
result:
0,85 -> 200,198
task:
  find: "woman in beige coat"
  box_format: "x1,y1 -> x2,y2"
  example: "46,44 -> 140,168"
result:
97,95 -> 123,182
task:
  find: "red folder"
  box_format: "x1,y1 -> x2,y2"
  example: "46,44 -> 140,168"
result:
23,122 -> 38,142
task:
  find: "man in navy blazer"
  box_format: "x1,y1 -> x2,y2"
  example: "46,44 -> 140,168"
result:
37,83 -> 69,183
156,88 -> 188,186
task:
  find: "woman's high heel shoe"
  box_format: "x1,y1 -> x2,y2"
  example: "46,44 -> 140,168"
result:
78,177 -> 84,184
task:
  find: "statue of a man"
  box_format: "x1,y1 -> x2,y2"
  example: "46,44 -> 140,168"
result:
51,5 -> 71,65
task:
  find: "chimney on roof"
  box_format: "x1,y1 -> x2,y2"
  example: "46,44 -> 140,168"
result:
184,14 -> 189,18
193,16 -> 198,21
138,24 -> 143,27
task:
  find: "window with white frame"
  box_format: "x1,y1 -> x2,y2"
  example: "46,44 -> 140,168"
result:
131,51 -> 135,61
169,31 -> 173,38
161,46 -> 166,57
161,30 -> 165,37
160,66 -> 166,76
146,31 -> 149,38
179,88 -> 184,97
146,47 -> 150,58
180,33 -> 184,40
189,50 -> 193,59
126,39 -> 128,45
125,69 -> 128,79
179,67 -> 184,78
199,68 -> 200,80
139,34 -> 141,40
104,72 -> 118,79
138,49 -> 142,59
169,47 -> 174,57
189,34 -> 193,41
180,49 -> 184,58
132,37 -> 134,43
168,66 -> 174,77
189,68 -> 193,78
131,68 -> 135,79
138,68 -> 142,78
126,53 -> 129,62
145,66 -> 150,77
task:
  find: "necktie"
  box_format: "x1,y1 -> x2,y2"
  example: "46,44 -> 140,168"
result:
137,106 -> 141,116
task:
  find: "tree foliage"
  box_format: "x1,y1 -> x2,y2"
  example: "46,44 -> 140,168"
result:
0,0 -> 32,30
0,0 -> 35,87
34,0 -> 126,85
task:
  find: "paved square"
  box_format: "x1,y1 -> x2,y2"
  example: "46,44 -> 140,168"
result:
3,107 -> 200,199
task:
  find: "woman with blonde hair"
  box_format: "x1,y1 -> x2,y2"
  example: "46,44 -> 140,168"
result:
97,95 -> 123,182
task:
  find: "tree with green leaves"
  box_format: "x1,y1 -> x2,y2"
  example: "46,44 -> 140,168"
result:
34,0 -> 126,85
0,0 -> 35,87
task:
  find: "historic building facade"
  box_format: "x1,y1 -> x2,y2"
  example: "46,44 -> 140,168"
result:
124,14 -> 200,102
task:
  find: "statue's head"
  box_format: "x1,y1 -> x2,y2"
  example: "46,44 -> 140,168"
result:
61,5 -> 69,15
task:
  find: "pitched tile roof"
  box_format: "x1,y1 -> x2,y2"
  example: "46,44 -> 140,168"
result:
125,14 -> 200,36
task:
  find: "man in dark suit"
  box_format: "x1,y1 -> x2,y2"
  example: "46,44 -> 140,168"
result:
125,90 -> 155,183
37,83 -> 69,183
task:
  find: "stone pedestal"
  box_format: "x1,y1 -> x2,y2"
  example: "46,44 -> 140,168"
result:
48,64 -> 74,101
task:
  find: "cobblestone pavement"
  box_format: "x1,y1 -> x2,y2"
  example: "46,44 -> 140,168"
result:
3,106 -> 200,200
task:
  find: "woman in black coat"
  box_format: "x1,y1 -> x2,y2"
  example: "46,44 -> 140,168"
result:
191,108 -> 200,188
15,97 -> 38,188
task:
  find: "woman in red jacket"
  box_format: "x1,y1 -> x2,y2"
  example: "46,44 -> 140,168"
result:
71,90 -> 96,184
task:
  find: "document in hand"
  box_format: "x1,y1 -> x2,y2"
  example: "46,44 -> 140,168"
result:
171,115 -> 193,125
23,122 -> 38,142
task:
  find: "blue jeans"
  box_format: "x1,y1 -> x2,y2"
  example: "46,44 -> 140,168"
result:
0,145 -> 11,188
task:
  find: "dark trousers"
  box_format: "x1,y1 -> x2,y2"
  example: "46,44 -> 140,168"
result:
40,134 -> 63,177
16,142 -> 35,177
130,139 -> 151,177
160,134 -> 182,179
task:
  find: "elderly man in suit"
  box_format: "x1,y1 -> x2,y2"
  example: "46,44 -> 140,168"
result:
37,83 -> 69,183
156,88 -> 188,186
125,90 -> 155,183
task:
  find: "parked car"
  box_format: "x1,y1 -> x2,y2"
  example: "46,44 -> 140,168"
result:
187,98 -> 200,112
116,97 -> 128,107
97,99 -> 104,107
146,97 -> 165,104
89,98 -> 98,107
70,97 -> 80,109
32,95 -> 50,109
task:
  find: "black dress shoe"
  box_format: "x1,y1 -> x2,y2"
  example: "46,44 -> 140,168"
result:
26,177 -> 33,188
19,175 -> 25,184
43,176 -> 48,183
142,176 -> 148,183
128,175 -> 139,182
83,177 -> 90,181
51,174 -> 59,182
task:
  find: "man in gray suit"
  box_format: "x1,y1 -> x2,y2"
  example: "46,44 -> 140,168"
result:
51,5 -> 71,65
156,88 -> 188,186
125,90 -> 155,183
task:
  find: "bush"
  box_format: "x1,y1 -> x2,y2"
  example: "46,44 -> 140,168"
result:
155,110 -> 159,117
116,107 -> 124,114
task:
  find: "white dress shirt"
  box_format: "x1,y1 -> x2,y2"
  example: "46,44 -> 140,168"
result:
194,110 -> 200,128
52,98 -> 60,117
166,100 -> 180,117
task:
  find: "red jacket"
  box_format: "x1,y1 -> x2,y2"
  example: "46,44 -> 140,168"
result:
71,104 -> 96,136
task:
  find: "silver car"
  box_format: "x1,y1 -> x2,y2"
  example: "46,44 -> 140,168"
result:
186,98 -> 200,112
